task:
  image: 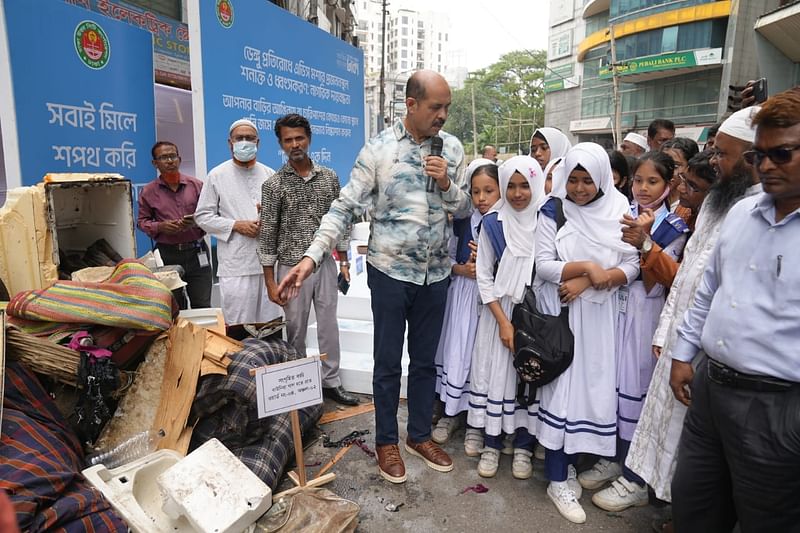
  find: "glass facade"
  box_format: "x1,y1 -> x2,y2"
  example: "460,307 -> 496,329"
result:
610,0 -> 718,23
615,19 -> 727,60
585,12 -> 609,35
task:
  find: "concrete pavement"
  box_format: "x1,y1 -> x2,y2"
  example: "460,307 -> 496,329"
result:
285,398 -> 664,532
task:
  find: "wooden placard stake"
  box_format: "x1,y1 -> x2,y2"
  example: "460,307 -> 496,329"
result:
290,410 -> 306,486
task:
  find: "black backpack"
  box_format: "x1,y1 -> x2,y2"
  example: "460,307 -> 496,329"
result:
511,198 -> 574,406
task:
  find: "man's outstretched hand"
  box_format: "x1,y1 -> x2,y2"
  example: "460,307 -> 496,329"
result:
276,257 -> 316,301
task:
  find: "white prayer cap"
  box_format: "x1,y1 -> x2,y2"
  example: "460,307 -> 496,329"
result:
718,106 -> 761,143
229,118 -> 258,134
623,132 -> 648,151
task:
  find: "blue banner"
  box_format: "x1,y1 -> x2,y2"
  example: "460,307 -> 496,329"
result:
4,0 -> 155,186
63,0 -> 190,87
195,0 -> 364,184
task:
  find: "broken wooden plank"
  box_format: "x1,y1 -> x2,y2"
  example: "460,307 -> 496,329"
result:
200,357 -> 228,377
273,473 -> 336,500
318,402 -> 375,425
152,319 -> 205,453
315,444 -> 353,479
204,329 -> 243,362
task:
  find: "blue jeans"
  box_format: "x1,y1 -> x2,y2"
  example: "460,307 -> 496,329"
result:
367,264 -> 449,445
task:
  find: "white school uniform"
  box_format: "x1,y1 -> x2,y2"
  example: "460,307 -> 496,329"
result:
467,156 -> 545,438
533,143 -> 640,457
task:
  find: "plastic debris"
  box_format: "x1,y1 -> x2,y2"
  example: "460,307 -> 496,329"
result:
384,502 -> 404,512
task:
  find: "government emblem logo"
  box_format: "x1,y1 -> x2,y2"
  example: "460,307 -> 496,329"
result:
74,20 -> 110,70
216,0 -> 234,28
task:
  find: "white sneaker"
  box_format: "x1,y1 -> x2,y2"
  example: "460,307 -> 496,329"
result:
567,464 -> 583,499
464,428 -> 483,457
547,482 -> 586,524
591,476 -> 649,512
578,458 -> 622,490
512,448 -> 533,479
431,415 -> 460,444
477,448 -> 500,478
534,443 -> 546,461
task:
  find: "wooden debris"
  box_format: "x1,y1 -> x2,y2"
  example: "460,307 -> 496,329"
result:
318,402 -> 375,425
152,319 -> 206,454
315,444 -> 353,479
273,473 -> 336,500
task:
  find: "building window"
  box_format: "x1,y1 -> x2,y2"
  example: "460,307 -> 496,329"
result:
661,26 -> 678,53
402,16 -> 408,24
402,27 -> 408,35
402,50 -> 407,58
402,60 -> 407,69
124,0 -> 180,19
550,30 -> 572,60
402,38 -> 408,46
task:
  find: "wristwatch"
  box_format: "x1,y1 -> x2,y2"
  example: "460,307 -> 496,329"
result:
640,236 -> 653,254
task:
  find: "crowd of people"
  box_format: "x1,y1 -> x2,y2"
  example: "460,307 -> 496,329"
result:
138,69 -> 800,532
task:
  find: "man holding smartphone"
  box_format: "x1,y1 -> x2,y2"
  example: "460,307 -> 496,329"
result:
138,141 -> 211,309
258,113 -> 358,406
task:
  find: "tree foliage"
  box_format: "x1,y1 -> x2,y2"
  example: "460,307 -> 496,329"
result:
447,49 -> 547,156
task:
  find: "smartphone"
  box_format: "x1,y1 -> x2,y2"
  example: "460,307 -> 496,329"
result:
752,78 -> 768,104
182,214 -> 196,227
337,272 -> 350,295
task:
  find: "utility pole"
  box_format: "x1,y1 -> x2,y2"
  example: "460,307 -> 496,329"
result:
609,24 -> 622,147
377,0 -> 387,133
470,85 -> 478,158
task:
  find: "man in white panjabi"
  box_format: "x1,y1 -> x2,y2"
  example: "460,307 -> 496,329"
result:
195,118 -> 282,325
624,107 -> 763,504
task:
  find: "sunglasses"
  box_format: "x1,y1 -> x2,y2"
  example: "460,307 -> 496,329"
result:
743,145 -> 800,166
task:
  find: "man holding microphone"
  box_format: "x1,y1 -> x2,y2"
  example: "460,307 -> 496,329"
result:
278,71 -> 471,484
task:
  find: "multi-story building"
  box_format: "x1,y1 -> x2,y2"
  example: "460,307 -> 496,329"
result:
754,0 -> 800,93
544,0 -> 784,147
356,0 -> 452,136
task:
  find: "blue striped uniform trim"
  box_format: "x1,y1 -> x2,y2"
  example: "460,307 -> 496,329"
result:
616,389 -> 647,402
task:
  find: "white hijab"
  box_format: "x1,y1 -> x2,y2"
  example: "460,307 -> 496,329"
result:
544,156 -> 565,197
496,155 -> 546,258
559,143 -> 635,254
531,127 -> 572,162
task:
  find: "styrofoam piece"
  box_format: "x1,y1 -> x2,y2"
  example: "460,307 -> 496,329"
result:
156,438 -> 272,533
82,449 -> 194,533
178,307 -> 224,329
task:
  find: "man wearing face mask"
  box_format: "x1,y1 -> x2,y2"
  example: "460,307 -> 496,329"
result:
138,141 -> 211,309
195,119 -> 282,326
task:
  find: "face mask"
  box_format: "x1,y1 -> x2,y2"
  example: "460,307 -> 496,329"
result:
233,140 -> 257,162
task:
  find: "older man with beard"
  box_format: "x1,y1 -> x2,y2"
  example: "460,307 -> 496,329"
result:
669,89 -> 800,532
622,106 -> 762,530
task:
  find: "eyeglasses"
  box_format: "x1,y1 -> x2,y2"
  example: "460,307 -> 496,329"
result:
154,154 -> 180,162
678,173 -> 706,194
232,135 -> 258,142
743,145 -> 800,166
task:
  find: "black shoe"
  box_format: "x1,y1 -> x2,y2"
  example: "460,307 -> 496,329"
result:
323,385 -> 359,406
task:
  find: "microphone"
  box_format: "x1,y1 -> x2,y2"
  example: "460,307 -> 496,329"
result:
427,135 -> 444,192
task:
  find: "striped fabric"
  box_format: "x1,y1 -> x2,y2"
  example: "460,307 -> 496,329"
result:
7,260 -> 173,334
1,361 -> 127,532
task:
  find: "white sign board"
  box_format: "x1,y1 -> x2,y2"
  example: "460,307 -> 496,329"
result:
255,356 -> 323,418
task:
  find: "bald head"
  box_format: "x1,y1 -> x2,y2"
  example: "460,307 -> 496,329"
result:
405,70 -> 449,101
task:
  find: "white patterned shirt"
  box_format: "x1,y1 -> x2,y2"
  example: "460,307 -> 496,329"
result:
305,119 -> 471,285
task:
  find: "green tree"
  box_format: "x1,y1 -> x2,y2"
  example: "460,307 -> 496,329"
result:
447,49 -> 546,156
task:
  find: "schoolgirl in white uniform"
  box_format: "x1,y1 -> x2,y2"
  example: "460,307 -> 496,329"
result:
533,143 -> 639,524
433,159 -> 499,451
467,156 -> 545,480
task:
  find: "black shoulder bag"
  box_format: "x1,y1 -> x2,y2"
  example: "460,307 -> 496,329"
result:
511,198 -> 574,406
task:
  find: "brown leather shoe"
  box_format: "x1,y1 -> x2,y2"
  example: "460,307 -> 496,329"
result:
404,438 -> 454,472
376,444 -> 407,483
